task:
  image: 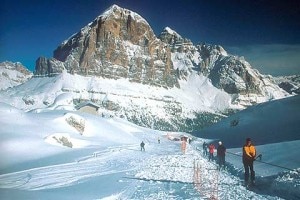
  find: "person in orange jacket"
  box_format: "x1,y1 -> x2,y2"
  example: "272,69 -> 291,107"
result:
243,138 -> 256,186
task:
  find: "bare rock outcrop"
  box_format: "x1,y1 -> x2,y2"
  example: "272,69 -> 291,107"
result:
35,5 -> 179,88
34,4 -> 288,107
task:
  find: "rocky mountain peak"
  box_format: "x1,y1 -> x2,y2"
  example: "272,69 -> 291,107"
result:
90,3 -> 155,45
198,44 -> 228,57
33,4 -> 289,107
36,4 -> 178,88
100,4 -> 150,26
159,27 -> 193,52
160,27 -> 183,41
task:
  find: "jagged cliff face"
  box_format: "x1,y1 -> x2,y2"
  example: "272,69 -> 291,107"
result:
34,4 -> 288,108
195,44 -> 287,102
159,28 -> 287,104
35,57 -> 65,76
197,45 -> 260,94
159,29 -> 267,95
36,5 -> 178,88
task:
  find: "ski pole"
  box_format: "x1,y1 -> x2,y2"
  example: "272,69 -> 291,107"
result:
226,151 -> 294,171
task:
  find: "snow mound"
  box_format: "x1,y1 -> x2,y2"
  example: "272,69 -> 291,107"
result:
44,133 -> 90,148
64,113 -> 86,135
51,93 -> 74,108
273,168 -> 300,199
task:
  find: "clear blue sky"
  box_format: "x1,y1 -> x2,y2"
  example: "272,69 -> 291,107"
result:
1,0 -> 300,76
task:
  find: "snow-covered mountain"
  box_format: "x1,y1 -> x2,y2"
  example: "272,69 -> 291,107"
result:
0,61 -> 33,90
273,75 -> 300,94
158,27 -> 289,106
33,5 -> 288,102
0,5 -> 290,132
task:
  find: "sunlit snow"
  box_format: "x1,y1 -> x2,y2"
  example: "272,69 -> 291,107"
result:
0,94 -> 299,199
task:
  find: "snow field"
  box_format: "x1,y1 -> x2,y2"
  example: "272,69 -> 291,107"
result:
0,101 -> 299,199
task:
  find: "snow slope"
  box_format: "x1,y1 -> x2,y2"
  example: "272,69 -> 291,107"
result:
195,95 -> 300,147
0,99 -> 299,199
0,71 -> 232,132
0,71 -> 231,113
194,95 -> 300,174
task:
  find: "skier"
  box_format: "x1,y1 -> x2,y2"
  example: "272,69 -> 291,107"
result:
243,138 -> 256,186
181,140 -> 187,154
140,141 -> 145,151
217,141 -> 226,170
208,143 -> 215,161
203,141 -> 208,156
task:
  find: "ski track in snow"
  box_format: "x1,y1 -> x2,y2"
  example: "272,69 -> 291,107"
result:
0,144 -> 140,191
0,140 -> 282,199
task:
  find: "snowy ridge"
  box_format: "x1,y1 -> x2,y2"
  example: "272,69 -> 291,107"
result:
0,70 -> 232,133
0,61 -> 33,90
273,75 -> 300,94
62,4 -> 152,47
101,4 -> 149,25
164,27 -> 183,40
32,4 -> 290,124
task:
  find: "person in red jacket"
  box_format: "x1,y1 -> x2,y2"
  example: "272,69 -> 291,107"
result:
208,143 -> 215,161
243,138 -> 256,186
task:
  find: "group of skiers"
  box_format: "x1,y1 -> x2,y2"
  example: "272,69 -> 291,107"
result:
203,141 -> 226,170
203,137 -> 256,187
141,136 -> 257,187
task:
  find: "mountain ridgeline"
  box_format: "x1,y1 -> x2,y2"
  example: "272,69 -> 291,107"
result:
35,5 -> 284,97
36,5 -> 177,88
3,5 -> 290,132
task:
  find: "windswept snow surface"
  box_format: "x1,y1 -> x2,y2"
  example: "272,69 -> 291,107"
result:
0,102 -> 299,199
